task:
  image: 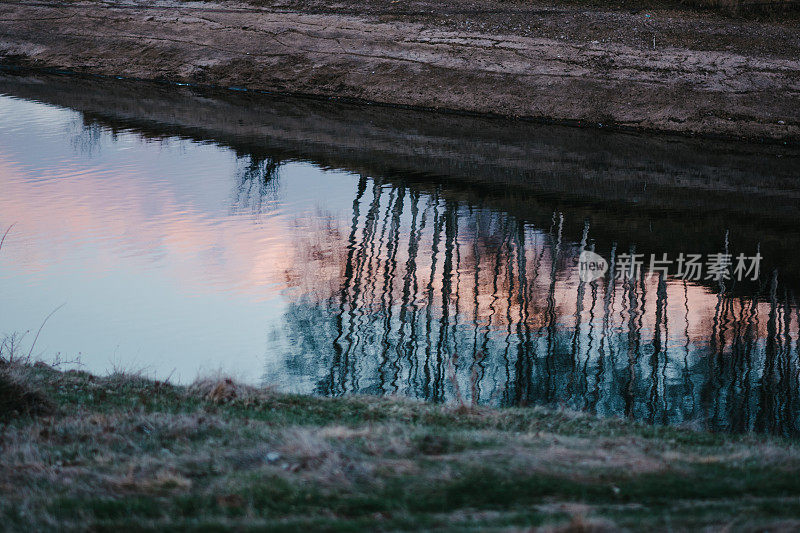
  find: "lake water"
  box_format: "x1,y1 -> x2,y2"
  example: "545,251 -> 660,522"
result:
1,72 -> 799,435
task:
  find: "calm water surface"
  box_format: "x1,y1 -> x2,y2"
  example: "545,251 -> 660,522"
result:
2,73 -> 800,435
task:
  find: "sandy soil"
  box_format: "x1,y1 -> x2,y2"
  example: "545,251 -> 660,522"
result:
0,0 -> 798,140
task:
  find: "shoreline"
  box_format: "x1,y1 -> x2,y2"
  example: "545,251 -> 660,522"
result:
1,0 -> 798,142
2,63 -> 798,147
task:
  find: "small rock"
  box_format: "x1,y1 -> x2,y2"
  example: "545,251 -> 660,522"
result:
265,452 -> 281,463
778,120 -> 786,125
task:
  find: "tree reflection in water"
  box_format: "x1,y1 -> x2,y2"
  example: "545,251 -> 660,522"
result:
269,177 -> 800,437
232,151 -> 282,213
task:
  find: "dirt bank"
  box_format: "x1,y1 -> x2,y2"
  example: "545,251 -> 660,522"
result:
0,0 -> 799,140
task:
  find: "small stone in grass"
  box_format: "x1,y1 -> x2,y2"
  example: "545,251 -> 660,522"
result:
265,452 -> 281,463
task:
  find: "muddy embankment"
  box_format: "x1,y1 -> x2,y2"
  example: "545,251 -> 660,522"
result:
2,71 -> 800,284
0,0 -> 799,141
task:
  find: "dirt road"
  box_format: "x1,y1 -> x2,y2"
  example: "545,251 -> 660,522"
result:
0,0 -> 798,140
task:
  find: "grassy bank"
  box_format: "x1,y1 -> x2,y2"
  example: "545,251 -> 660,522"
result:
2,361 -> 800,531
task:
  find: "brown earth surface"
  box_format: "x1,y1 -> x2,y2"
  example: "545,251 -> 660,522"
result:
0,0 -> 799,140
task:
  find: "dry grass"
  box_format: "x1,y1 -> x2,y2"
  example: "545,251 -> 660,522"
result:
0,366 -> 53,421
2,361 -> 800,530
190,373 -> 275,405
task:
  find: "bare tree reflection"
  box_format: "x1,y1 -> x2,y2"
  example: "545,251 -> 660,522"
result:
67,116 -> 109,157
266,178 -> 799,437
232,151 -> 282,213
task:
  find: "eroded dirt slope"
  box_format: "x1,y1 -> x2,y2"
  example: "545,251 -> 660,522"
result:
0,0 -> 798,140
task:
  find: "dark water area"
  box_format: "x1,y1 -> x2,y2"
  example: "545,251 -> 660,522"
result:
1,72 -> 800,436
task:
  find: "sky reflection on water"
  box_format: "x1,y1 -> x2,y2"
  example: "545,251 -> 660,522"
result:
1,76 -> 799,435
